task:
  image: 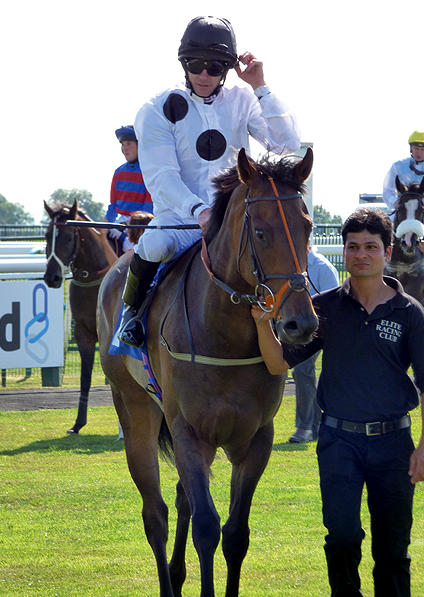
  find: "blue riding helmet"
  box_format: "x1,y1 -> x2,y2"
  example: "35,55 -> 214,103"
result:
115,125 -> 137,143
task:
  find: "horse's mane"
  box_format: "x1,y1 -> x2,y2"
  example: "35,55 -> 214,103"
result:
48,200 -> 92,221
204,154 -> 307,243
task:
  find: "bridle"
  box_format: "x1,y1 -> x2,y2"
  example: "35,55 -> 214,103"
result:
46,217 -> 77,278
201,176 -> 310,319
46,217 -> 111,283
394,191 -> 424,238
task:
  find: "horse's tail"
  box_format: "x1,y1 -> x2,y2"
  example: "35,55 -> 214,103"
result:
158,415 -> 175,465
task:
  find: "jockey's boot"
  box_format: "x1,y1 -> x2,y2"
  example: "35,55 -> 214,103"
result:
117,254 -> 159,348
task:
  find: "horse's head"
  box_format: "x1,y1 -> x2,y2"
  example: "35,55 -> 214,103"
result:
43,199 -> 81,288
393,176 -> 424,257
127,210 -> 155,244
209,148 -> 318,345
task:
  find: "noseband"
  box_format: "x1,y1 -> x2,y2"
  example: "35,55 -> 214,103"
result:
394,192 -> 424,240
46,218 -> 77,277
201,177 -> 310,319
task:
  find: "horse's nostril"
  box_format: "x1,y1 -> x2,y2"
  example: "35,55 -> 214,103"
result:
284,320 -> 299,331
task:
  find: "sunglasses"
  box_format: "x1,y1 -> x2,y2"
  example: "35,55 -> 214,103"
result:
184,58 -> 229,77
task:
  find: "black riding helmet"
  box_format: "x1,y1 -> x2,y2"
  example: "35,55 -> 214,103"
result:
178,16 -> 238,96
178,16 -> 238,63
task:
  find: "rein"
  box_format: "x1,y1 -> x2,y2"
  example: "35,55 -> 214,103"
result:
160,244 -> 265,366
201,178 -> 309,319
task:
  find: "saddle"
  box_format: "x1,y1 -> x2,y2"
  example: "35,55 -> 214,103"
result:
108,241 -> 202,403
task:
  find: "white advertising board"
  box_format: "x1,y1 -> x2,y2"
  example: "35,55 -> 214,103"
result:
0,281 -> 64,368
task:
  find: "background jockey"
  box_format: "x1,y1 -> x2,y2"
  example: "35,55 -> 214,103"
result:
105,125 -> 153,252
118,15 -> 301,347
383,130 -> 424,211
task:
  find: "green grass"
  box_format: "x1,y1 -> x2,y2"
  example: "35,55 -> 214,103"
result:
0,350 -> 107,391
1,398 -> 423,596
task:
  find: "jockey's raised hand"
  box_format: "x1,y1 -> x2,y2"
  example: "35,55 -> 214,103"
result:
235,51 -> 266,90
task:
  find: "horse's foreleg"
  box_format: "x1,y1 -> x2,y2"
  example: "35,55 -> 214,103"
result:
191,479 -> 221,597
168,480 -> 191,597
68,330 -> 96,434
113,384 -> 175,597
172,426 -> 220,597
126,438 -> 174,597
222,422 -> 274,597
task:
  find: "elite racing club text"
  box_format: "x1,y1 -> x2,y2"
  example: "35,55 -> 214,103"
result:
375,319 -> 403,343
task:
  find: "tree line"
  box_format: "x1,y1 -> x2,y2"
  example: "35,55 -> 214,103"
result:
0,190 -> 342,226
0,190 -> 106,225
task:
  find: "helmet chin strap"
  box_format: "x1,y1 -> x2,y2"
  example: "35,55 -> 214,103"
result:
183,66 -> 229,101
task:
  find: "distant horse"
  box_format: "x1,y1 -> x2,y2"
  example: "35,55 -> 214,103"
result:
43,199 -> 119,433
97,148 -> 318,597
384,176 -> 424,307
126,210 -> 154,244
43,201 -> 152,434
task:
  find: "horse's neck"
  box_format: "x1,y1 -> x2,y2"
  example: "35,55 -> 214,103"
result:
199,237 -> 259,347
97,228 -> 120,266
74,227 -> 117,272
207,227 -> 254,298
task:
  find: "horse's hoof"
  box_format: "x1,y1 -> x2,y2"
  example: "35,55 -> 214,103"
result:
67,418 -> 87,435
67,422 -> 86,434
116,436 -> 124,441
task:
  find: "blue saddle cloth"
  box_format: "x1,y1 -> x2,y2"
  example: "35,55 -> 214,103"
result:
108,264 -> 171,402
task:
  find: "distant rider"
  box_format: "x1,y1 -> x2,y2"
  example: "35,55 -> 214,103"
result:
105,125 -> 153,252
383,130 -> 424,211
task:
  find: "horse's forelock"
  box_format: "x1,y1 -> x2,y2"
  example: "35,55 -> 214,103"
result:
406,183 -> 424,195
47,201 -> 72,218
46,200 -> 91,221
256,154 -> 307,194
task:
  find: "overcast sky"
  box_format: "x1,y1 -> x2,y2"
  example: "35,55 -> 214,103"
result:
1,0 -> 423,224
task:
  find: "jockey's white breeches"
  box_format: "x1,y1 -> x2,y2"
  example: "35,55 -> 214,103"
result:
134,213 -> 202,263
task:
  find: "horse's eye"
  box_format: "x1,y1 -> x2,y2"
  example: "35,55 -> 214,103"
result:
255,229 -> 267,244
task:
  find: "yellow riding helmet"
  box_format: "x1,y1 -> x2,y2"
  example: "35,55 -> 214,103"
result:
408,130 -> 424,147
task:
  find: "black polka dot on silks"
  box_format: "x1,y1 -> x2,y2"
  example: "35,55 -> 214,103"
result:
163,93 -> 189,123
196,130 -> 227,161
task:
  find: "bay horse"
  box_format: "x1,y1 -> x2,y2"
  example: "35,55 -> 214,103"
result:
97,148 -> 318,597
43,199 -> 127,434
384,176 -> 424,307
43,201 -> 154,434
43,199 -> 119,433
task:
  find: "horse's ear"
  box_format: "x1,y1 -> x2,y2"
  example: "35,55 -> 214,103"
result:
395,176 -> 406,194
237,148 -> 262,187
294,147 -> 313,183
68,198 -> 79,220
44,200 -> 54,219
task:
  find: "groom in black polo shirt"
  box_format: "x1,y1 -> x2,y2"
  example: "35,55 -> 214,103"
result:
252,207 -> 424,596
